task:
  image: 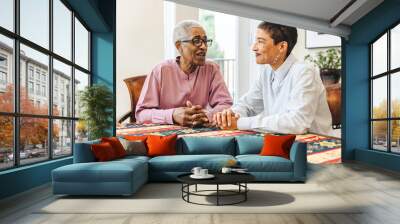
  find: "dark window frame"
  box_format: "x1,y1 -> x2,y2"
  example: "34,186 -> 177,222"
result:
0,0 -> 92,171
370,21 -> 400,154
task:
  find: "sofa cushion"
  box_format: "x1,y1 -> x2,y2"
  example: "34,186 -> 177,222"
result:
91,142 -> 118,161
120,138 -> 147,156
147,134 -> 177,157
178,137 -> 235,155
124,135 -> 148,142
235,135 -> 264,155
101,137 -> 127,158
236,155 -> 293,172
149,154 -> 235,172
52,158 -> 147,183
260,134 -> 296,159
115,155 -> 150,164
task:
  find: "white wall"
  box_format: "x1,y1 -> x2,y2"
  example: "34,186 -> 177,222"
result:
292,29 -> 340,65
175,4 -> 198,22
116,0 -> 165,120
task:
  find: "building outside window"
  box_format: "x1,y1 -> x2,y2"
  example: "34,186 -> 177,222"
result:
41,85 -> 46,97
0,0 -> 91,170
28,81 -> 34,94
28,66 -> 34,80
0,54 -> 7,89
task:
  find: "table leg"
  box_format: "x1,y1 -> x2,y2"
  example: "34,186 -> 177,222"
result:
217,184 -> 219,206
195,184 -> 197,192
187,184 -> 190,202
245,183 -> 247,201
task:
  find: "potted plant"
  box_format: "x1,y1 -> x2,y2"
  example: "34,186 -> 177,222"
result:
305,48 -> 341,86
79,84 -> 113,140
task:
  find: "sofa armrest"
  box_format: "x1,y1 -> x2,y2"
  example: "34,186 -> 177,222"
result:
289,141 -> 307,181
73,140 -> 100,163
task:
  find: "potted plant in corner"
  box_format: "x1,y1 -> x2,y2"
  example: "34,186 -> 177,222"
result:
79,84 -> 114,140
305,48 -> 341,86
305,48 -> 342,129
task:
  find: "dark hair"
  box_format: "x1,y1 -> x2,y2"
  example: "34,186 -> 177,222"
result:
257,21 -> 297,57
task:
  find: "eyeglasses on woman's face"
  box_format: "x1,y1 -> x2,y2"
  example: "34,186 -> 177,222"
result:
181,36 -> 213,47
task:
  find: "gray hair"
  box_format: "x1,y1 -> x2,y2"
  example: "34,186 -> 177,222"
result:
173,20 -> 204,44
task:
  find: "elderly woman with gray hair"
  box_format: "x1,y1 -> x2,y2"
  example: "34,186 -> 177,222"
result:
135,20 -> 233,127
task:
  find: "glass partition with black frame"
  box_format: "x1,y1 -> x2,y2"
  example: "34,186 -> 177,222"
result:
0,0 -> 91,170
370,22 -> 400,154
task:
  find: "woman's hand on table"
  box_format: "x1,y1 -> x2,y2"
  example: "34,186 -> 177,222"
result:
213,109 -> 240,130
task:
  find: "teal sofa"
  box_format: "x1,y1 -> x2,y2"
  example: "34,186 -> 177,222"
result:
52,136 -> 307,196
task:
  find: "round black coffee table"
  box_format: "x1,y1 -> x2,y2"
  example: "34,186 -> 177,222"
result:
177,173 -> 255,206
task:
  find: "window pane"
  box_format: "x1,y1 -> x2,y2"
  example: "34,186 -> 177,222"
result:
0,0 -> 14,31
0,34 -> 14,112
53,0 -> 72,60
53,59 -> 72,117
75,18 -> 89,69
20,0 -> 49,49
372,76 -> 387,119
20,44 -> 49,115
391,120 -> 400,153
74,69 -> 89,118
75,120 -> 88,143
391,72 -> 400,118
372,33 -> 387,76
391,24 -> 400,70
372,121 -> 388,151
20,117 -> 49,165
53,119 -> 72,158
0,116 -> 13,170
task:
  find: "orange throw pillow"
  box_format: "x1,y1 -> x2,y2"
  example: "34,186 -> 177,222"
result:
91,142 -> 117,161
101,137 -> 126,158
260,134 -> 296,159
124,135 -> 148,143
146,134 -> 177,157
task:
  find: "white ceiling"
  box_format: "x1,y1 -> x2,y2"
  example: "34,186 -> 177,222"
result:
168,0 -> 384,38
226,0 -> 352,23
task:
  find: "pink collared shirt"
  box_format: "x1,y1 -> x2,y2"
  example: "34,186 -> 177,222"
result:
135,58 -> 233,124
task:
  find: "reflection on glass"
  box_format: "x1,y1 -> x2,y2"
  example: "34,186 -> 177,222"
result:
20,44 -> 49,115
391,24 -> 400,70
0,0 -> 14,31
0,34 -> 14,113
372,121 -> 388,151
53,119 -> 72,157
20,0 -> 49,49
0,116 -> 13,170
372,33 -> 387,76
391,72 -> 400,118
53,0 -> 72,60
74,18 -> 89,69
74,69 -> 89,118
391,120 -> 400,153
75,120 -> 88,143
20,117 -> 49,165
53,59 -> 72,117
372,77 -> 387,119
